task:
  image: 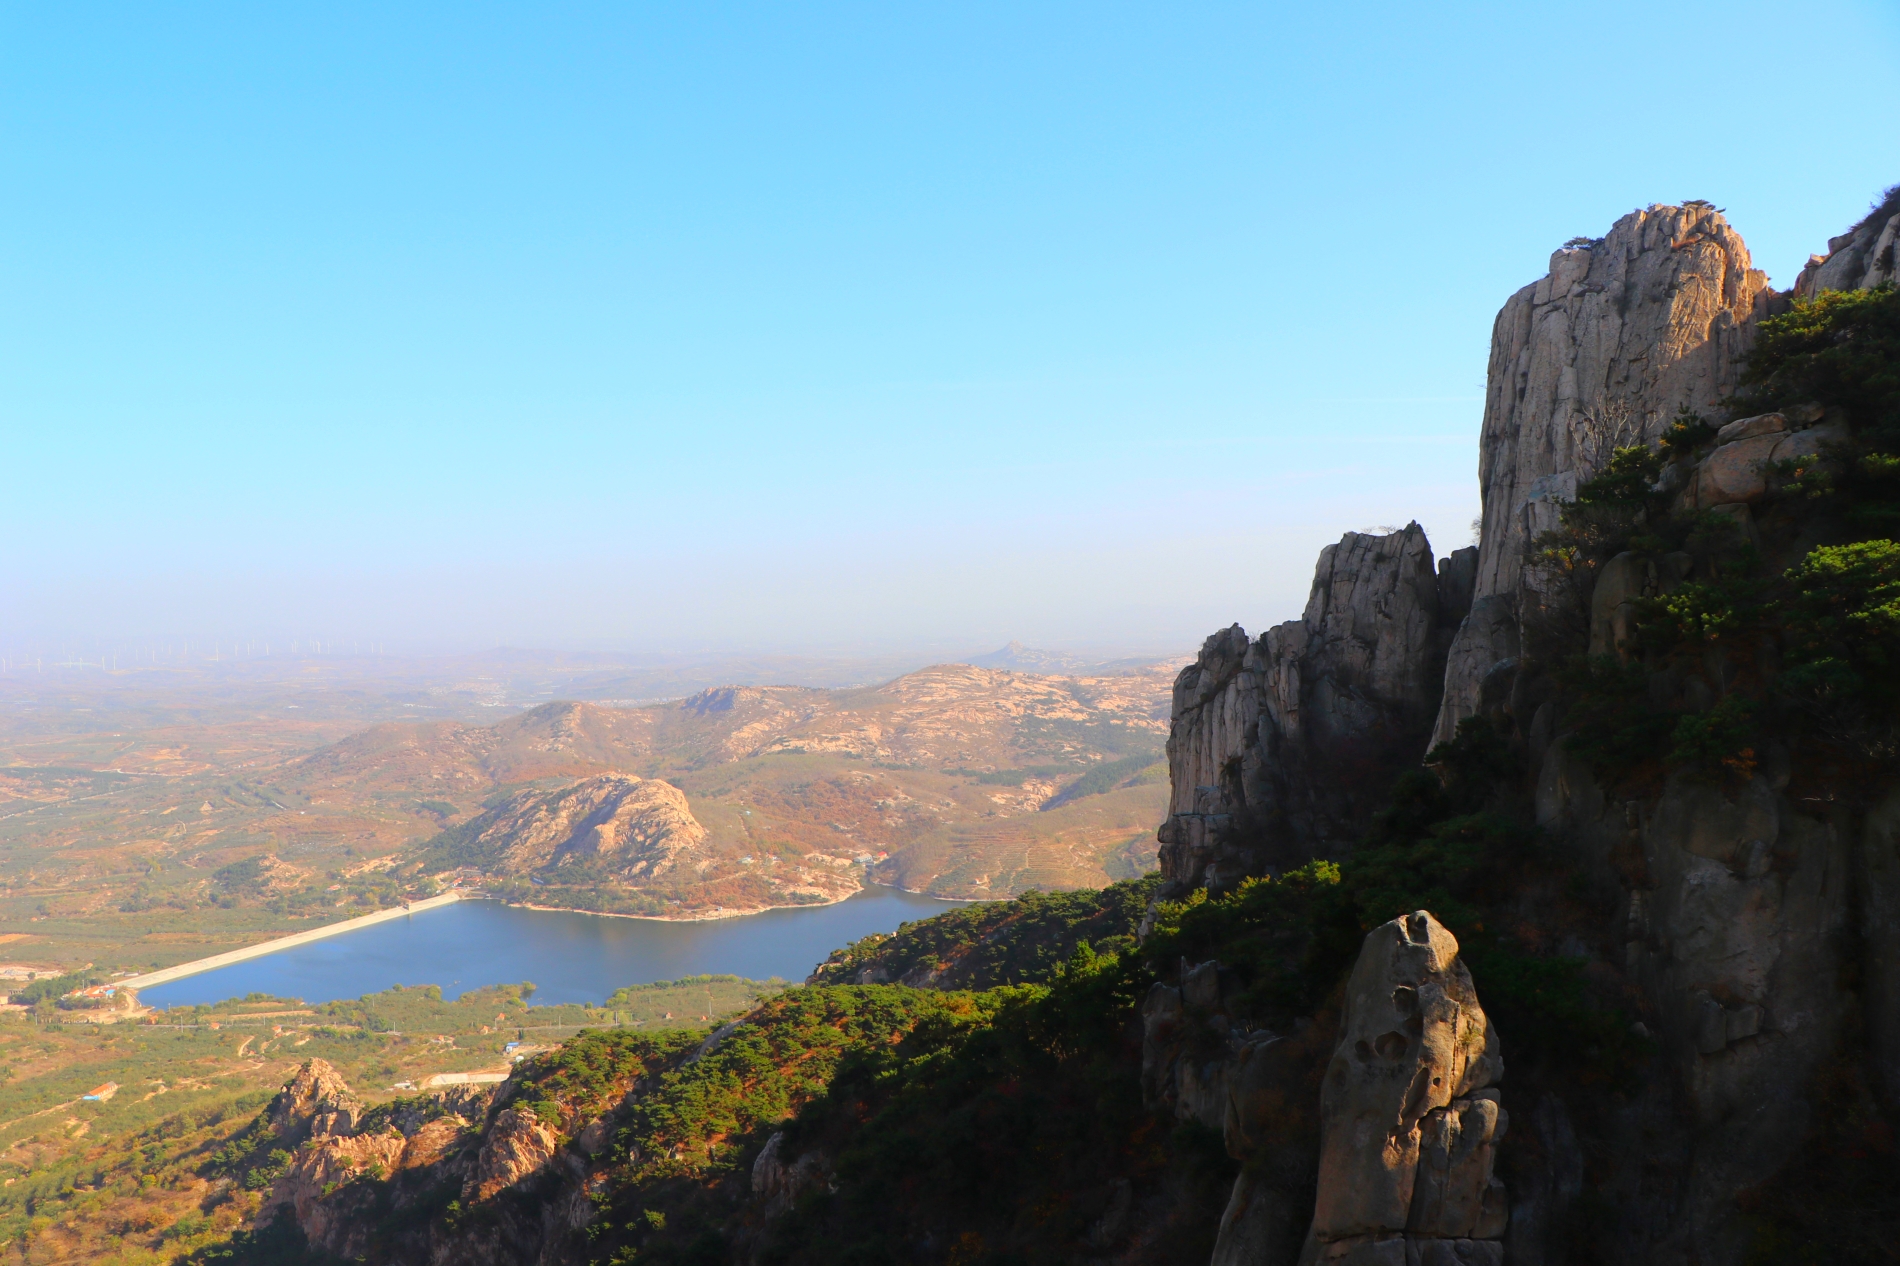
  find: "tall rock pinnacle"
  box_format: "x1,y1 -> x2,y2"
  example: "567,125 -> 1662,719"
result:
1431,203 -> 1775,747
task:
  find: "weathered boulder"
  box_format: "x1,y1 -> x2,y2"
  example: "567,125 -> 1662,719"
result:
1712,411 -> 1787,446
1298,911 -> 1505,1266
1434,203 -> 1775,748
1159,527 -> 1474,893
1770,420 -> 1849,465
1696,432 -> 1786,506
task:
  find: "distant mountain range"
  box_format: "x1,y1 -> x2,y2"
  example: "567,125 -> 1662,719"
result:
424,643 -> 1179,708
961,640 -> 1174,676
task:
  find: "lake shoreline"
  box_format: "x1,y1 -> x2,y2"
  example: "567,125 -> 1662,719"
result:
132,887 -> 968,1011
122,884 -> 980,1005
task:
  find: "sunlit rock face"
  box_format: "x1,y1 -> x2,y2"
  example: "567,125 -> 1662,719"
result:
1432,203 -> 1775,748
1301,910 -> 1506,1266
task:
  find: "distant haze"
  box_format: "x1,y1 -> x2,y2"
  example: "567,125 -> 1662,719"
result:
5,3 -> 1896,661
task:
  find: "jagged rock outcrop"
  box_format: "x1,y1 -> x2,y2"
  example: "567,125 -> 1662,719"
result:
264,1058 -> 364,1145
1157,525 -> 1474,892
250,1058 -> 613,1265
1299,910 -> 1506,1266
261,1128 -> 410,1251
453,772 -> 709,881
1432,203 -> 1777,747
467,1105 -> 563,1202
1795,185 -> 1900,297
1140,914 -> 1506,1266
256,1063 -> 500,1257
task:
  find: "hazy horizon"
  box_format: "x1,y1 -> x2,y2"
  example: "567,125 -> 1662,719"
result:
7,2 -> 1898,659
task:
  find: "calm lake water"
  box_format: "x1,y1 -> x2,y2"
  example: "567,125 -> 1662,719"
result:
139,887 -> 963,1009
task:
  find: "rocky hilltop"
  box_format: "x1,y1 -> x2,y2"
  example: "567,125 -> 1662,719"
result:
281,660 -> 1177,915
196,193 -> 1900,1265
424,772 -> 861,915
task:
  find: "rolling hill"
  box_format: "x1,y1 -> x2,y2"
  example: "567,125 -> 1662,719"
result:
287,661 -> 1178,914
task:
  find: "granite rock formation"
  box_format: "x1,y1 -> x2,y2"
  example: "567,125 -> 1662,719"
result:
1157,524 -> 1475,893
1432,203 -> 1776,747
750,1131 -> 831,1219
1794,185 -> 1900,297
1138,913 -> 1506,1266
264,1058 -> 363,1146
1299,911 -> 1505,1266
1155,194 -> 1900,1264
1533,747 -> 1855,1260
254,1059 -> 605,1264
1140,957 -> 1330,1266
257,1062 -> 504,1257
468,1105 -> 563,1202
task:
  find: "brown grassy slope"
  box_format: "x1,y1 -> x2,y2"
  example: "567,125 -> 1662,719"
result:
318,662 -> 1176,902
0,661 -> 1175,968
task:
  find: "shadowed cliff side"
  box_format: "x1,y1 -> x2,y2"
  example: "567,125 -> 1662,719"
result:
1157,523 -> 1475,895
1155,191 -> 1900,1265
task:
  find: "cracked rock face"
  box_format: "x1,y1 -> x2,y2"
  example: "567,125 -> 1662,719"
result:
468,1105 -> 562,1202
1537,748 -> 1852,1258
1158,525 -> 1473,891
1433,203 -> 1774,748
1301,910 -> 1506,1266
751,1130 -> 831,1217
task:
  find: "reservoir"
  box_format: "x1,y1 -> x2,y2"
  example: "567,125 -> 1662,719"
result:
138,887 -> 962,1009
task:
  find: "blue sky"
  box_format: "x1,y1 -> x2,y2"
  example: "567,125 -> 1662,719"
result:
5,2 -> 1898,658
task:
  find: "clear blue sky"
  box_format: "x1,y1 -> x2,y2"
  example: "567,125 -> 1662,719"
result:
5,2 -> 1898,659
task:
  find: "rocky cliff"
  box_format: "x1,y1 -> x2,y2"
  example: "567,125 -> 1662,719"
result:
1795,184 -> 1900,297
1157,524 -> 1474,894
1433,203 -> 1776,748
1152,192 -> 1900,1264
201,193 -> 1900,1266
